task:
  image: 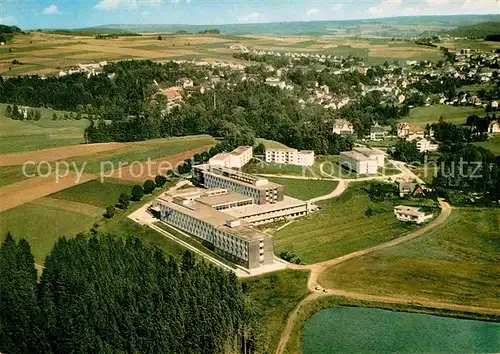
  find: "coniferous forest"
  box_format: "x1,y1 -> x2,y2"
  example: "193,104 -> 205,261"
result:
0,233 -> 249,354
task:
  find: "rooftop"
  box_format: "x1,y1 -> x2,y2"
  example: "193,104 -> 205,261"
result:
266,148 -> 297,153
197,192 -> 254,207
340,151 -> 373,161
353,147 -> 385,156
394,205 -> 426,217
157,194 -> 268,241
231,146 -> 252,155
224,195 -> 307,219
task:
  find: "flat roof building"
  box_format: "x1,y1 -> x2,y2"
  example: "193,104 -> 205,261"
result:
193,164 -> 284,204
353,147 -> 385,167
394,205 -> 433,224
265,148 -> 315,166
340,151 -> 378,175
154,188 -> 274,269
209,146 -> 253,169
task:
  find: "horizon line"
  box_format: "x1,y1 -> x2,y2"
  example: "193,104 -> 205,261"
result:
24,12 -> 500,31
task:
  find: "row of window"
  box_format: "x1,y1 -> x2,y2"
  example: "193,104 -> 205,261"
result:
161,206 -> 249,260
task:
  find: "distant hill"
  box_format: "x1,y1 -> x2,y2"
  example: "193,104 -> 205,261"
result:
444,21 -> 500,39
0,25 -> 23,43
42,27 -> 140,37
86,14 -> 500,37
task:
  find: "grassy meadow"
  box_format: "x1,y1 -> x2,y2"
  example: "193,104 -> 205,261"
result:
60,135 -> 215,174
0,103 -> 88,153
318,208 -> 500,308
255,138 -> 290,149
473,135 -> 500,156
0,177 -> 194,265
405,105 -> 484,128
266,177 -> 338,200
273,183 -> 424,264
245,155 -> 363,179
0,200 -> 99,264
49,178 -> 135,208
243,269 -> 310,354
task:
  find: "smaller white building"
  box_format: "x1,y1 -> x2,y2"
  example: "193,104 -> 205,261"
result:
394,205 -> 433,224
332,119 -> 354,135
398,122 -> 425,139
415,138 -> 439,153
265,148 -> 315,167
340,151 -> 378,175
209,146 -> 253,169
489,121 -> 500,134
298,151 -> 315,166
353,147 -> 385,167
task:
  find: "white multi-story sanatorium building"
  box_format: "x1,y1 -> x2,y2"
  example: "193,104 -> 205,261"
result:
193,164 -> 285,204
208,146 -> 253,169
153,187 -> 275,269
152,160 -> 311,269
265,148 -> 315,166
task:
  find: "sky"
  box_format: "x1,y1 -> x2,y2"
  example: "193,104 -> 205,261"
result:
0,0 -> 498,29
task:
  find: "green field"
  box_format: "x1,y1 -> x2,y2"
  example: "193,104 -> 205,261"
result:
49,179 -> 134,208
0,201 -> 98,264
255,138 -> 290,149
63,135 -> 215,174
0,164 -> 51,187
412,164 -> 439,184
318,208 -> 500,308
473,135 -> 500,156
0,178 -> 191,265
0,103 -> 89,153
243,269 -> 310,354
274,183 -> 422,264
405,105 -> 484,128
244,161 -> 315,177
99,218 -> 188,261
267,177 -> 338,201
245,155 -> 362,179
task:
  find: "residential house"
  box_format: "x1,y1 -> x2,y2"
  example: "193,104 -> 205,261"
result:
489,121 -> 500,134
397,122 -> 425,140
398,182 -> 425,198
369,123 -> 391,141
394,205 -> 433,224
160,87 -> 183,103
415,137 -> 439,152
176,78 -> 194,88
332,119 -> 354,135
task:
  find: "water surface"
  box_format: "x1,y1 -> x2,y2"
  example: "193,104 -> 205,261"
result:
303,306 -> 500,353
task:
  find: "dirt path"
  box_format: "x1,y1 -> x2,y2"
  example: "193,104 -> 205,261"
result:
110,145 -> 213,181
324,289 -> 500,316
307,179 -> 349,203
275,200 -> 454,354
0,143 -> 126,166
0,172 -> 97,212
